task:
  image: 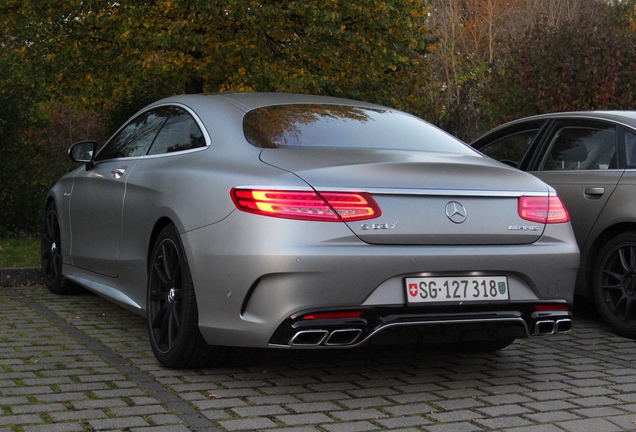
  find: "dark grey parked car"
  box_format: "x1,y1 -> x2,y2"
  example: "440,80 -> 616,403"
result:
472,111 -> 636,338
41,93 -> 579,368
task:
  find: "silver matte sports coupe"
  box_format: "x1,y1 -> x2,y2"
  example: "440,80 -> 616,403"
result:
41,93 -> 579,368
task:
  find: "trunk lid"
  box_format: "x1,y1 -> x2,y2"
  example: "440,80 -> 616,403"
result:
260,148 -> 552,245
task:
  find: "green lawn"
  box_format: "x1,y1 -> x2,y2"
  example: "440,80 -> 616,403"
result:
0,236 -> 40,268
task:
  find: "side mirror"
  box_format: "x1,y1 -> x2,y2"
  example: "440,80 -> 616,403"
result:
68,141 -> 97,170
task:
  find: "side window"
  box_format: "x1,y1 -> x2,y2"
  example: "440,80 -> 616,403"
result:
479,129 -> 539,166
538,125 -> 617,171
95,109 -> 168,162
147,108 -> 205,155
626,130 -> 636,168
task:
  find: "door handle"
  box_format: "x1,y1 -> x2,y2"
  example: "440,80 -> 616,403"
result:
584,187 -> 604,199
111,167 -> 127,179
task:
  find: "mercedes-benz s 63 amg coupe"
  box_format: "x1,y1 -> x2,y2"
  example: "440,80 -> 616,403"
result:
42,93 -> 579,368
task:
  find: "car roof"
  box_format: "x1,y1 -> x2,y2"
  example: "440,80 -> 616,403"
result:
150,92 -> 390,113
472,111 -> 636,144
501,111 -> 636,128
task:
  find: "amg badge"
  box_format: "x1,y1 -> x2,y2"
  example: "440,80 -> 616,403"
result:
508,225 -> 539,231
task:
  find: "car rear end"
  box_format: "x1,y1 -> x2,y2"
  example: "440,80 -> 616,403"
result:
190,97 -> 580,350
243,156 -> 578,349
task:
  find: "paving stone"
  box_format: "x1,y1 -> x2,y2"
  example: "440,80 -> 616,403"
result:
246,394 -> 303,405
6,286 -> 636,431
232,404 -> 289,418
505,425 -> 565,432
218,416 -> 278,431
0,414 -> 43,426
331,408 -> 387,421
22,423 -> 86,432
480,393 -> 533,405
129,426 -> 192,432
338,397 -> 393,409
277,412 -> 335,426
434,397 -> 486,410
428,409 -> 482,423
87,416 -> 150,429
607,414 -> 636,430
523,399 -> 578,412
49,409 -> 109,422
557,417 -> 625,432
425,423 -> 485,432
287,401 -> 342,413
474,415 -> 534,430
320,421 -> 379,432
476,403 -> 533,417
375,415 -> 433,428
10,402 -> 67,414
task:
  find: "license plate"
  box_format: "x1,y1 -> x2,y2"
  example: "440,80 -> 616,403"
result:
405,276 -> 509,304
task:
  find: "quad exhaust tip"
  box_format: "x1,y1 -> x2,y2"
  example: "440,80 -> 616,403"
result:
290,329 -> 362,346
535,319 -> 572,335
288,318 -> 572,347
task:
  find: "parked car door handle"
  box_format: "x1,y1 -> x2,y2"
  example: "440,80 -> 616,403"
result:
111,167 -> 127,179
584,187 -> 605,199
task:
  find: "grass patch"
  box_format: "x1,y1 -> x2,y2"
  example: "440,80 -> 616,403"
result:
0,236 -> 40,268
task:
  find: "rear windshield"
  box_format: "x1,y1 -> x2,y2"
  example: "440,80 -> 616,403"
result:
243,104 -> 475,154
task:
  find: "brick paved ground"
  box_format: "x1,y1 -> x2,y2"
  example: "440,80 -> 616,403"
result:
2,286 -> 636,432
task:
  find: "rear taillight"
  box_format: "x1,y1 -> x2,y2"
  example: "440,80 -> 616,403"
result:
535,304 -> 570,311
518,196 -> 570,224
230,188 -> 381,222
302,311 -> 364,320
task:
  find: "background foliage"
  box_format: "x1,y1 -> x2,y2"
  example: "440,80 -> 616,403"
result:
2,0 -> 636,235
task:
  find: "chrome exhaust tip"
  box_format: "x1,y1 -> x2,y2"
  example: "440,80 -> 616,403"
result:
290,330 -> 329,346
535,320 -> 556,335
325,329 -> 362,346
556,319 -> 572,333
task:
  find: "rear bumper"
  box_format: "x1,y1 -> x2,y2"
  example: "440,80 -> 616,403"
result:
185,212 -> 579,348
268,304 -> 572,348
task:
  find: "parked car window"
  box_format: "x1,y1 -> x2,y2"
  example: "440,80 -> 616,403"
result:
147,108 -> 206,155
538,125 -> 617,171
626,130 -> 636,168
477,129 -> 539,166
95,108 -> 169,162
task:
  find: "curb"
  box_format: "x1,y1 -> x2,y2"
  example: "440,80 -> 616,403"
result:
0,267 -> 42,287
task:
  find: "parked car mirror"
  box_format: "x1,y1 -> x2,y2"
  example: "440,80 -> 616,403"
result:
68,141 -> 96,169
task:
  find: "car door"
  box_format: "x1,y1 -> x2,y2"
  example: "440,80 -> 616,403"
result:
528,119 -> 623,248
114,107 -> 209,307
68,108 -> 169,276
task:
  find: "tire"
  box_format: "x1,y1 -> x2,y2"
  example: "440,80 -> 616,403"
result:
41,202 -> 77,294
147,225 -> 225,368
448,338 -> 515,353
592,232 -> 636,339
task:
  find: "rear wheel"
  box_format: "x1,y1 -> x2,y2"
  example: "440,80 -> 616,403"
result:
147,225 -> 225,368
41,202 -> 77,294
592,232 -> 636,338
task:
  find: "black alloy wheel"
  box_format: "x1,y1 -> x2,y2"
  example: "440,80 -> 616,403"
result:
147,224 -> 224,368
41,202 -> 75,294
592,232 -> 636,339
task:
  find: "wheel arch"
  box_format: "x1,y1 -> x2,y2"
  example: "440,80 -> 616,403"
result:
147,217 -> 177,269
44,195 -> 56,211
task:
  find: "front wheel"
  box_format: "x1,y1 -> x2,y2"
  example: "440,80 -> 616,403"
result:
41,202 -> 78,294
592,232 -> 636,338
147,225 -> 225,368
